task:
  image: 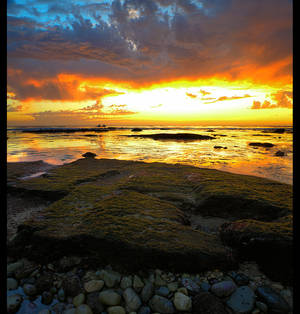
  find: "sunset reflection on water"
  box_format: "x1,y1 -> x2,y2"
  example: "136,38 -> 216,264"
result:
7,127 -> 293,185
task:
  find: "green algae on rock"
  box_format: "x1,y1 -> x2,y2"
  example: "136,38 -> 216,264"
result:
7,158 -> 292,281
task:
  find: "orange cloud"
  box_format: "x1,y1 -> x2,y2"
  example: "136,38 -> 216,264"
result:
186,92 -> 197,98
251,90 -> 292,109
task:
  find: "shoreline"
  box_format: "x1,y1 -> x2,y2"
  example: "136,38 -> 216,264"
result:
7,157 -> 293,313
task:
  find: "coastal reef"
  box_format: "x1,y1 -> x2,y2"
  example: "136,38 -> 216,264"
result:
7,158 -> 292,283
127,133 -> 215,141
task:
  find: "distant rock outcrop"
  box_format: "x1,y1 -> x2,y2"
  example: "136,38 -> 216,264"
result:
248,142 -> 275,148
128,133 -> 215,141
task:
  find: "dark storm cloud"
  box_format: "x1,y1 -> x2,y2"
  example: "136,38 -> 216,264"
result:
7,0 -> 292,101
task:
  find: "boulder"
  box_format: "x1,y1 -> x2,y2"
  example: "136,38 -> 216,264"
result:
82,152 -> 97,158
7,158 -> 292,281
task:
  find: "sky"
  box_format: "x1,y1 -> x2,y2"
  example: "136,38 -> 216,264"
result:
7,0 -> 293,126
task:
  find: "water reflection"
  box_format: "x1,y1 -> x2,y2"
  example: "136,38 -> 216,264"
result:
7,128 -> 293,184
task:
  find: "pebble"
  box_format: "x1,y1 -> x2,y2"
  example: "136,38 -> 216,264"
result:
58,288 -> 66,301
120,276 -> 133,289
141,281 -> 154,302
228,272 -> 250,286
86,291 -> 104,313
7,261 -> 24,275
226,286 -> 256,313
156,286 -> 169,297
7,278 -> 18,290
63,275 -> 82,297
7,294 -> 23,313
23,283 -> 37,296
181,278 -> 200,294
173,292 -> 192,311
101,270 -> 121,288
75,304 -> 93,314
211,280 -> 237,297
38,310 -> 51,314
280,289 -> 293,309
35,273 -> 53,293
256,301 -> 268,313
200,281 -> 211,292
64,309 -> 77,314
155,274 -> 166,286
177,287 -> 188,296
42,291 -> 53,305
167,282 -> 178,292
73,293 -> 85,307
138,306 -> 151,314
84,280 -> 104,293
108,306 -> 126,314
133,275 -> 144,292
123,287 -> 142,311
256,285 -> 291,313
149,295 -> 175,313
99,290 -> 122,306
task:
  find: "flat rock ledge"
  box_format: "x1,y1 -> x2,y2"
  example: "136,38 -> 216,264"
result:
127,133 -> 215,141
7,158 -> 292,282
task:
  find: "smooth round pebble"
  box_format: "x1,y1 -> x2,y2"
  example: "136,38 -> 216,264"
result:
23,283 -> 37,296
7,294 -> 23,313
211,280 -> 237,297
226,286 -> 256,313
149,295 -> 175,313
75,304 -> 93,314
120,276 -> 132,289
123,288 -> 142,311
7,278 -> 18,290
173,292 -> 192,311
107,306 -> 126,314
73,293 -> 85,307
99,290 -> 121,306
84,280 -> 104,293
38,310 -> 51,314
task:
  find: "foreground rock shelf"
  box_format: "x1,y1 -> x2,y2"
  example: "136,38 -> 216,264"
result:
7,158 -> 292,283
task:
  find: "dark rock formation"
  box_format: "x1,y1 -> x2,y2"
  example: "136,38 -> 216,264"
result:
131,128 -> 143,132
128,133 -> 215,141
249,142 -> 275,148
82,152 -> 97,158
7,158 -> 292,282
275,151 -> 285,157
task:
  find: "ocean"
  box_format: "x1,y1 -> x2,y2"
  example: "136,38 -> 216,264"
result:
7,125 -> 293,185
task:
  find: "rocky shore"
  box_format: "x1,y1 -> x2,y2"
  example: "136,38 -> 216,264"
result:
7,255 -> 293,314
7,157 -> 293,313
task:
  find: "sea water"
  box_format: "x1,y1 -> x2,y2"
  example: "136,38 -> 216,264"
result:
7,125 -> 293,185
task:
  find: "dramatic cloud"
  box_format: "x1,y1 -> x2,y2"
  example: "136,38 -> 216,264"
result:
8,0 -> 292,89
7,0 -> 293,126
186,92 -> 197,98
251,91 -> 293,109
200,89 -> 211,96
205,94 -> 252,103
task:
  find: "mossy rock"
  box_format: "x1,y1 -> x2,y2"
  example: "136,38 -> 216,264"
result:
7,158 -> 292,279
219,216 -> 292,283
